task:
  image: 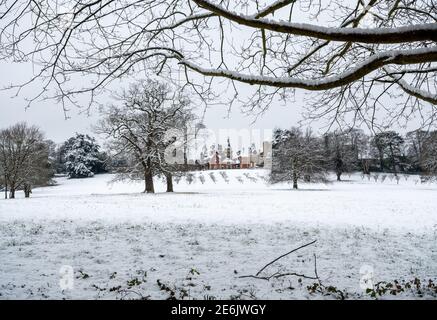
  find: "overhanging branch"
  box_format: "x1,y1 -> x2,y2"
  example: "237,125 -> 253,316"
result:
178,47 -> 437,97
193,0 -> 437,43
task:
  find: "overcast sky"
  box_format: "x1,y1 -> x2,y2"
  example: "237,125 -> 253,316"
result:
0,59 -> 309,144
0,58 -> 422,146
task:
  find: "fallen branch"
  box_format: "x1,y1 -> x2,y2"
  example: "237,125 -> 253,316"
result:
239,272 -> 318,281
256,239 -> 317,276
239,245 -> 348,299
117,289 -> 150,300
238,239 -> 318,281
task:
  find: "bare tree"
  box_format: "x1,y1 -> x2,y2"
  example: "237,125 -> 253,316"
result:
405,130 -> 429,172
270,127 -> 327,189
421,131 -> 437,176
371,131 -> 405,174
0,156 -> 7,199
0,0 -> 436,128
348,129 -> 372,175
96,80 -> 194,193
22,142 -> 53,198
323,131 -> 358,181
0,123 -> 52,198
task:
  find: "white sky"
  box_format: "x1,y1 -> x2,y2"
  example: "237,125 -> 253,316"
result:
0,59 -> 309,144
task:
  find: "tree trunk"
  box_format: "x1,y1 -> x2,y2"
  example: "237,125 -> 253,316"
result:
24,184 -> 32,198
183,127 -> 188,170
362,159 -> 370,175
9,188 -> 15,199
166,173 -> 174,192
336,171 -> 342,181
379,150 -> 384,171
144,170 -> 155,193
4,178 -> 7,199
292,171 -> 298,189
389,145 -> 398,176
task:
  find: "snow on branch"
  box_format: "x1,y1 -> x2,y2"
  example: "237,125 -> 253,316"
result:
193,0 -> 437,43
179,47 -> 437,97
254,0 -> 297,18
384,67 -> 437,105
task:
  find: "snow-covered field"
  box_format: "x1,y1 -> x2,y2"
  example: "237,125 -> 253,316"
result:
1,169 -> 437,299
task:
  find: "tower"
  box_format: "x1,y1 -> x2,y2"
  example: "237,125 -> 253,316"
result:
226,137 -> 232,159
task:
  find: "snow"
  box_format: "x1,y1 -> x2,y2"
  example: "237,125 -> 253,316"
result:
180,46 -> 437,90
1,169 -> 437,299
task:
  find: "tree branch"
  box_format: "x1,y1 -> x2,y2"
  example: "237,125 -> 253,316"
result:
179,47 -> 437,96
193,0 -> 437,43
256,239 -> 317,276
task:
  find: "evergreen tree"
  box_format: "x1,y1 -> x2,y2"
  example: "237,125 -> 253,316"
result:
62,134 -> 105,178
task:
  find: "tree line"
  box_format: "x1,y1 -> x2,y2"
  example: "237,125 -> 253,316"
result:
271,127 -> 437,189
2,80 -> 437,197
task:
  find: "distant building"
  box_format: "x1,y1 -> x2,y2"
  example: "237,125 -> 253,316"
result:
207,140 -> 271,170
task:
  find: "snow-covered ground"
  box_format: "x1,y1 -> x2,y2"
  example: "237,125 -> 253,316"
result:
1,170 -> 436,299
